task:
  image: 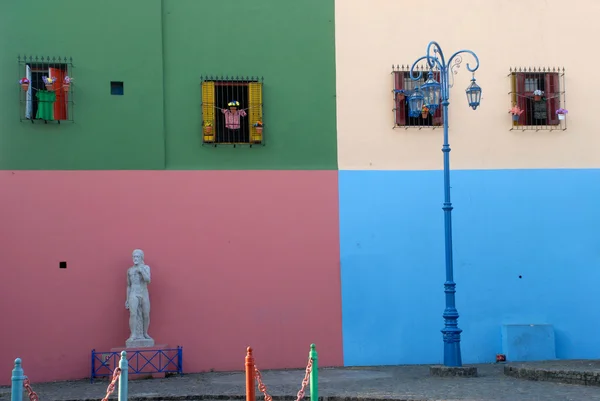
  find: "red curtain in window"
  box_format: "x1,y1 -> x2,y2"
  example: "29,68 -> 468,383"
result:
394,71 -> 406,126
432,71 -> 442,126
50,67 -> 66,120
515,73 -> 527,125
545,73 -> 559,125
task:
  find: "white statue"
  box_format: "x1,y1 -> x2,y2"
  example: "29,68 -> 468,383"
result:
125,249 -> 154,348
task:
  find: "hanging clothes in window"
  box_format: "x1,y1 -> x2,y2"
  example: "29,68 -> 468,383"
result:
36,90 -> 56,120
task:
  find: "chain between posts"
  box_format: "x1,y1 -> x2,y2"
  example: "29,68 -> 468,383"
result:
254,365 -> 272,401
23,378 -> 39,401
21,366 -> 122,401
101,367 -> 122,401
294,357 -> 313,401
254,357 -> 313,401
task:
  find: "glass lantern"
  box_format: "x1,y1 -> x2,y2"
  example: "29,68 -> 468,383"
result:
408,87 -> 424,118
465,76 -> 482,110
421,71 -> 441,113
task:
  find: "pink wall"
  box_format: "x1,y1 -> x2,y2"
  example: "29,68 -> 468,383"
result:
0,170 -> 343,384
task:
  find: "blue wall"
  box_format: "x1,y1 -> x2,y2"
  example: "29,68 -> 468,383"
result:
339,169 -> 600,365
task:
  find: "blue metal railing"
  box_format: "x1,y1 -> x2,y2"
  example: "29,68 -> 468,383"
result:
91,346 -> 183,383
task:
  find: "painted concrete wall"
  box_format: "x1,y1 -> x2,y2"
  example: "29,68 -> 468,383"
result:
335,0 -> 600,170
336,0 -> 600,366
0,0 -> 337,170
0,0 -> 341,384
4,0 -> 600,383
0,0 -> 166,170
162,0 -> 337,170
0,171 -> 343,384
340,169 -> 600,365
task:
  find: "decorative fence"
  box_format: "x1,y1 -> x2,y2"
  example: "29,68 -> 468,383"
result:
246,344 -> 318,401
91,347 -> 183,383
10,344 -> 316,401
12,352 -> 129,401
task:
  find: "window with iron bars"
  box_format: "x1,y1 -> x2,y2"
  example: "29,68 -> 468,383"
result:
392,65 -> 443,129
201,76 -> 264,147
509,67 -> 566,131
18,56 -> 74,124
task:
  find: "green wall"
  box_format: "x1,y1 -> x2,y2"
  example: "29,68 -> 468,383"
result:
0,0 -> 166,170
0,0 -> 337,170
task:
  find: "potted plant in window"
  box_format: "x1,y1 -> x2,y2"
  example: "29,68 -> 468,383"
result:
63,76 -> 73,92
533,89 -> 544,102
421,105 -> 429,119
203,121 -> 213,134
42,76 -> 57,91
394,89 -> 405,101
19,77 -> 30,91
509,105 -> 524,122
253,121 -> 263,134
556,108 -> 568,121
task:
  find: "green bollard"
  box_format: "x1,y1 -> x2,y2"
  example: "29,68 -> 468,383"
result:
118,351 -> 128,401
11,359 -> 24,401
309,344 -> 318,401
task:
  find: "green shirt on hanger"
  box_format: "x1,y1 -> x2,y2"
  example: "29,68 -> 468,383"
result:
36,90 -> 56,121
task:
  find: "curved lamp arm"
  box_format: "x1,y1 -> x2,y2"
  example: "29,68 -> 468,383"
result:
409,55 -> 443,82
409,41 -> 445,81
409,42 -> 480,102
447,49 -> 480,73
409,41 -> 480,80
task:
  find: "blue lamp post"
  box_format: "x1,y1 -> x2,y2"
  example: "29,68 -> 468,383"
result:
408,42 -> 481,367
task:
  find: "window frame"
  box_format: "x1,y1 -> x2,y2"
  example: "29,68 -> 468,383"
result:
18,56 -> 74,124
509,68 -> 565,131
392,67 -> 443,129
200,76 -> 264,147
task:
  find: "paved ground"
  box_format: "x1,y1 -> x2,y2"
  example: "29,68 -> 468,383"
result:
504,359 -> 600,387
2,362 -> 600,401
507,359 -> 600,373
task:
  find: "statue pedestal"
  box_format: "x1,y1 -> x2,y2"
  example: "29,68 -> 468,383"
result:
110,344 -> 174,380
126,338 -> 154,348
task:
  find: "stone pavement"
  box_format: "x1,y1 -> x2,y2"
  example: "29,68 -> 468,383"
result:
2,362 -> 600,401
505,359 -> 600,386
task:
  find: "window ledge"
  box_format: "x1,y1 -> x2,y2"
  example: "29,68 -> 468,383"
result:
22,118 -> 71,124
202,141 -> 265,148
393,125 -> 444,130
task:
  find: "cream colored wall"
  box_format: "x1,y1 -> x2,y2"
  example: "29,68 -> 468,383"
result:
335,0 -> 600,170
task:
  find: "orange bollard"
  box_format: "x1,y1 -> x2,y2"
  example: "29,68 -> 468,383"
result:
245,347 -> 255,401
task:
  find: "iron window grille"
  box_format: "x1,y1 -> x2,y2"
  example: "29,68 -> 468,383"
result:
200,76 -> 264,147
508,67 -> 566,131
18,55 -> 74,124
392,64 -> 443,129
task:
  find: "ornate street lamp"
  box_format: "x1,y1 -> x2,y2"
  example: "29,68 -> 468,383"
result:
421,71 -> 442,114
407,86 -> 424,117
465,76 -> 482,110
408,42 -> 481,368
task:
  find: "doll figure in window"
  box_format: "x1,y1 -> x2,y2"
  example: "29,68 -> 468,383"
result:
220,101 -> 247,133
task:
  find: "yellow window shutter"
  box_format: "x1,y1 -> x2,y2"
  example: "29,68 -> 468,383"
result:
201,81 -> 215,142
248,82 -> 263,143
510,73 -> 517,127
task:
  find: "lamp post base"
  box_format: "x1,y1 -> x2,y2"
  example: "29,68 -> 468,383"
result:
430,365 -> 478,377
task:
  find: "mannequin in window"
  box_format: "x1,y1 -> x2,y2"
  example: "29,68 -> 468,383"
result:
220,100 -> 247,132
